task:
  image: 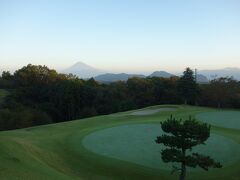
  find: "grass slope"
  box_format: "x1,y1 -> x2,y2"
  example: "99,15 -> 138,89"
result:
0,105 -> 240,180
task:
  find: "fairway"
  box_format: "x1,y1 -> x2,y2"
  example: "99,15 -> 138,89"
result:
1,105 -> 240,180
196,111 -> 240,129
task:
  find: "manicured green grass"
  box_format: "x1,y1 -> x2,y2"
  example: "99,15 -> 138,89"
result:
82,124 -> 240,170
0,105 -> 240,180
196,111 -> 240,129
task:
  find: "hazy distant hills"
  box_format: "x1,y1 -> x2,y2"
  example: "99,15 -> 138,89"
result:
64,61 -> 210,83
199,68 -> 240,80
94,72 -> 208,83
94,73 -> 145,82
62,62 -> 104,79
196,74 -> 209,83
149,71 -> 175,78
149,72 -> 209,83
63,62 -> 240,83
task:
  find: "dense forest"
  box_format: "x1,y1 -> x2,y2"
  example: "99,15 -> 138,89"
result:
0,64 -> 240,131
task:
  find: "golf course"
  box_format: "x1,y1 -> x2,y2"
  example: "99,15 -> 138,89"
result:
0,105 -> 240,180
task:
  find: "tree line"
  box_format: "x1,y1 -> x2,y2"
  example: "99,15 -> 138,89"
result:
0,64 -> 240,130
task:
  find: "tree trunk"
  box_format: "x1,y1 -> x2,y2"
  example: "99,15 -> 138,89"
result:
184,99 -> 187,105
179,149 -> 186,180
179,162 -> 186,180
217,101 -> 221,108
195,101 -> 198,106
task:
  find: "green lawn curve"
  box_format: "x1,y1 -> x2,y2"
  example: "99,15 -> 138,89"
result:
0,105 -> 240,180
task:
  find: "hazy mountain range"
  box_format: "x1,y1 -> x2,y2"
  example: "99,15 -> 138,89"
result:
94,73 -> 145,82
149,71 -> 175,78
62,61 -> 240,82
199,68 -> 240,80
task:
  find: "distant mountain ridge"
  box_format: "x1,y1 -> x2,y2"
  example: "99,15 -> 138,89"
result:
94,73 -> 145,82
149,71 -> 175,78
63,61 -> 240,83
199,67 -> 240,80
64,61 -> 210,83
196,74 -> 209,83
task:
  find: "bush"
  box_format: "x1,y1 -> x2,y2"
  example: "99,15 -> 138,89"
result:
0,108 -> 52,130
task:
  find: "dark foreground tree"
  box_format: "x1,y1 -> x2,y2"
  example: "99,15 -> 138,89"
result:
156,115 -> 222,180
177,67 -> 199,105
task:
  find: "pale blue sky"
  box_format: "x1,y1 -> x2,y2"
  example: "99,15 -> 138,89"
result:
1,0 -> 240,73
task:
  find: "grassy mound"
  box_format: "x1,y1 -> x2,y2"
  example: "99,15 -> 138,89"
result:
0,105 -> 240,180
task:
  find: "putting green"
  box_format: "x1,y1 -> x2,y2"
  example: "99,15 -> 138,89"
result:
82,124 -> 240,170
196,111 -> 240,129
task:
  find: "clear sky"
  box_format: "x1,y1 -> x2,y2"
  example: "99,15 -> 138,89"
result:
1,0 -> 240,73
